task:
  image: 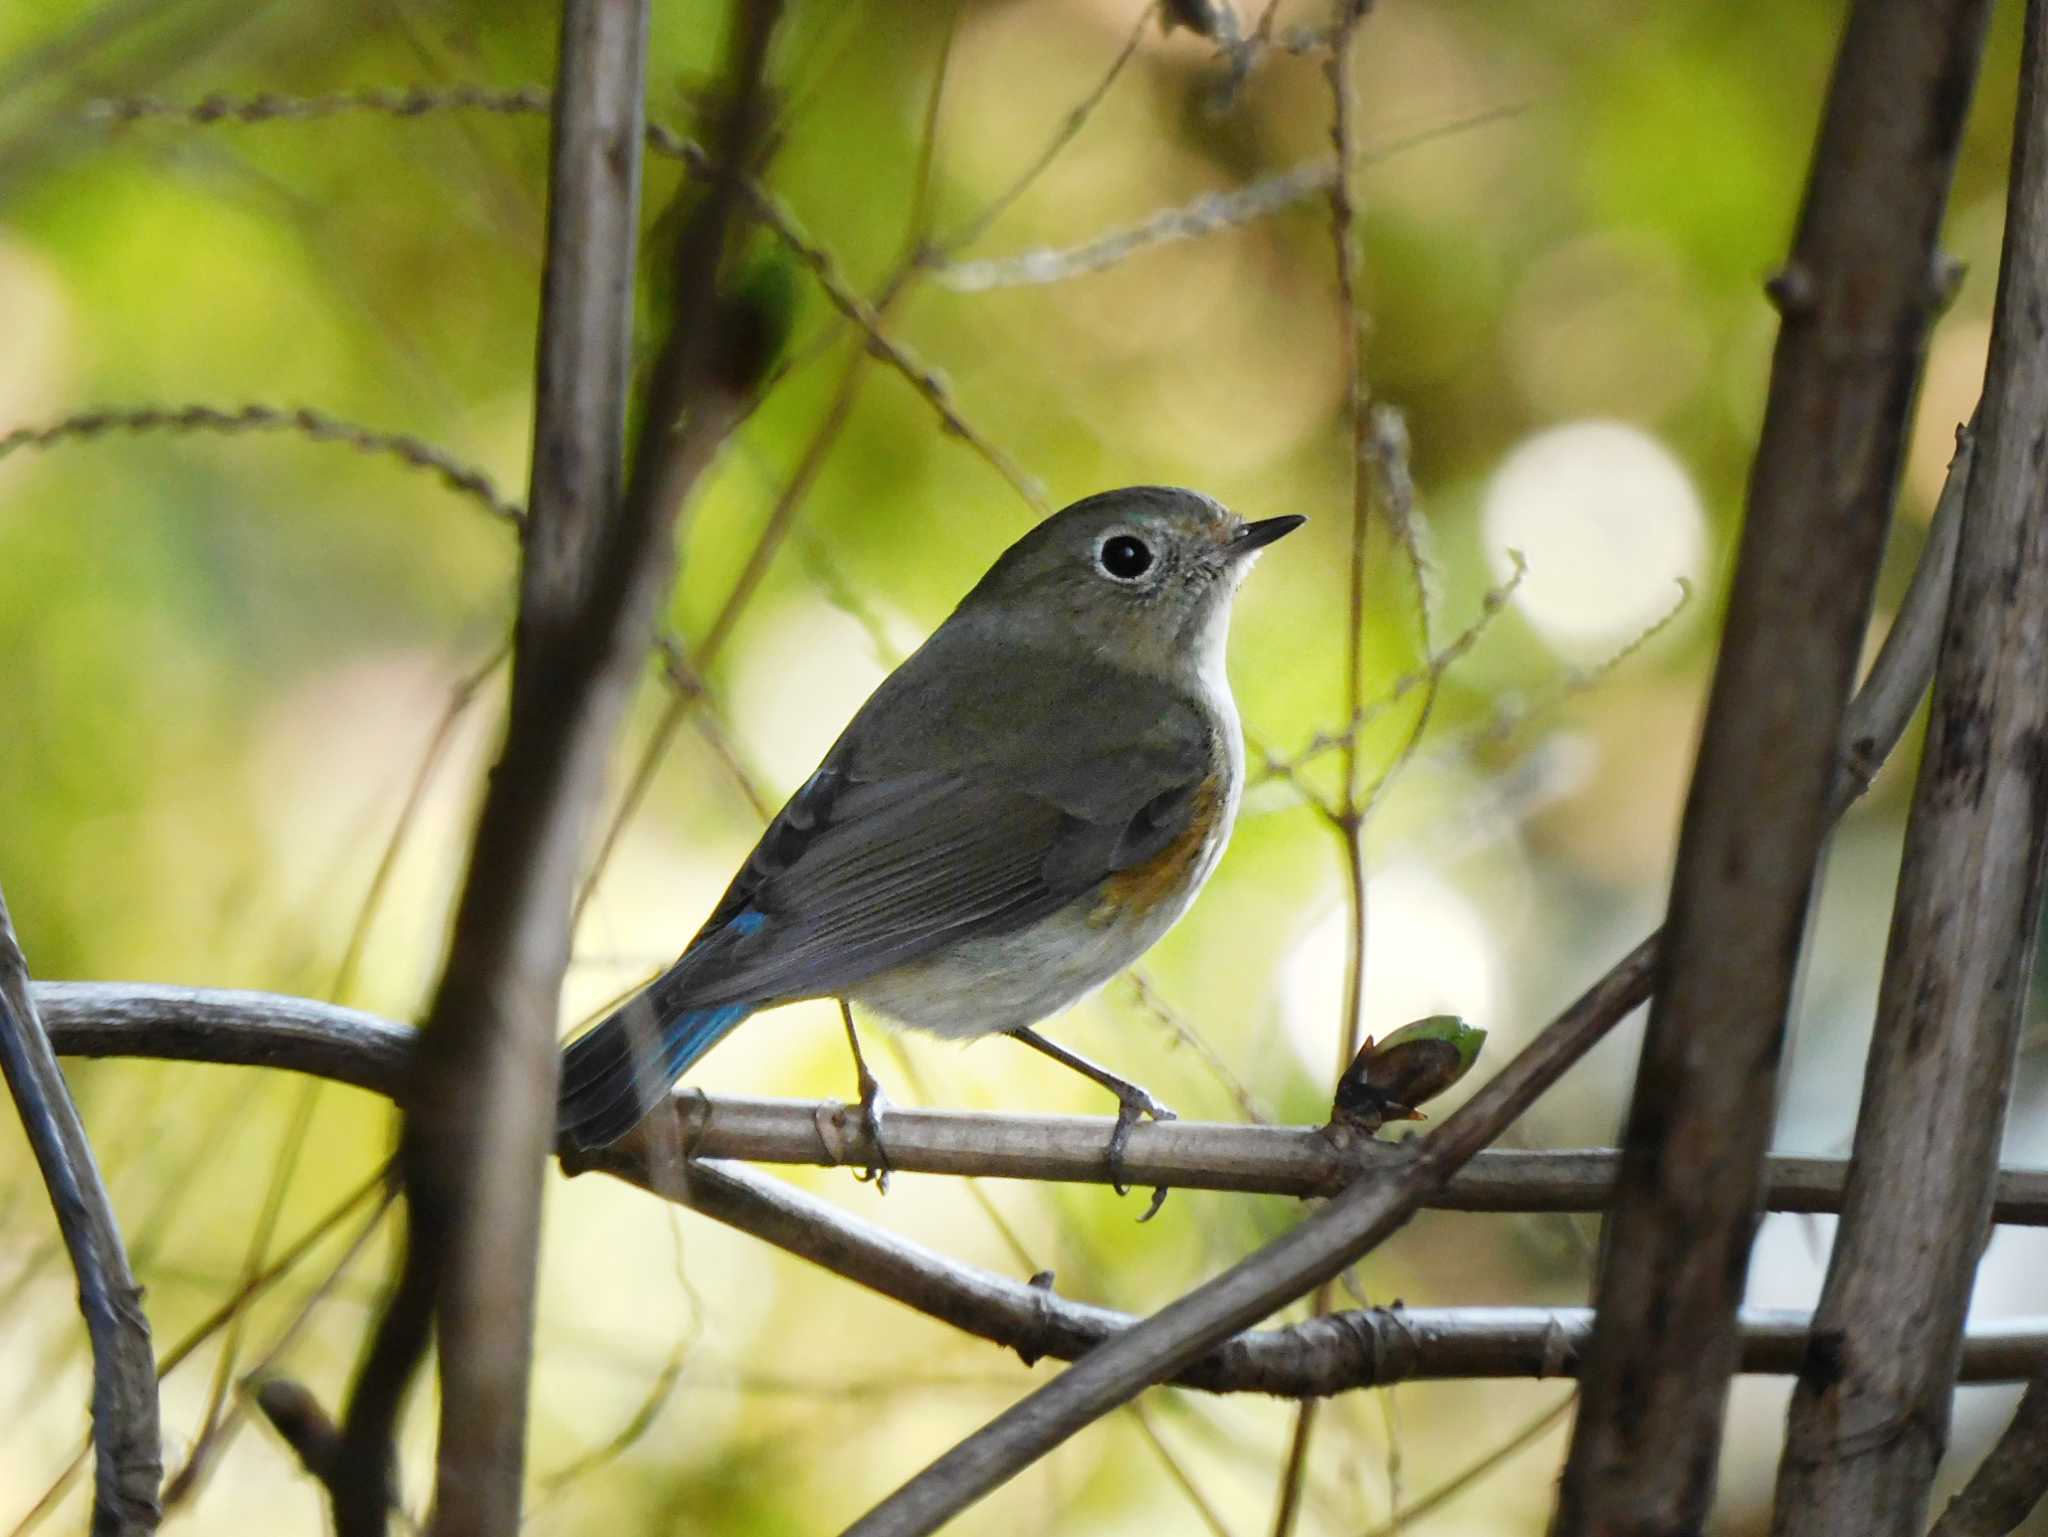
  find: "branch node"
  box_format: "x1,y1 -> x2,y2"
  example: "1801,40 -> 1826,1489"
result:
1765,259 -> 1818,315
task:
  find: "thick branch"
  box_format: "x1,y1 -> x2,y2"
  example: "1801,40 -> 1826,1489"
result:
327,4 -> 790,1534
0,892 -> 160,1536
1770,6 -> 2048,1531
331,2 -> 656,1527
35,982 -> 2048,1223
402,7 -> 656,1528
1557,5 -> 1992,1532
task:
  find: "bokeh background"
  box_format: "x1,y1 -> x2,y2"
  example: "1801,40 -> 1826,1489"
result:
1,1 -> 2044,1532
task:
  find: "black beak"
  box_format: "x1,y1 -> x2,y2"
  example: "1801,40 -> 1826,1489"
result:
1228,514 -> 1307,556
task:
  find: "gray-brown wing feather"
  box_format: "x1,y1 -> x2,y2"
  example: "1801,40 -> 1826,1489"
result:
668,634 -> 1220,1006
677,768 -> 1211,1008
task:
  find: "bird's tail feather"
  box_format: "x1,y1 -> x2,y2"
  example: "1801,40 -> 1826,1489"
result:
558,969 -> 753,1150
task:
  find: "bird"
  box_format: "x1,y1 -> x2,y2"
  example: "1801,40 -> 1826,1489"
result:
558,485 -> 1303,1175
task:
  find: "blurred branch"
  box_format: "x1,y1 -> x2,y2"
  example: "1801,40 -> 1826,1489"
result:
931,1 -> 1154,255
0,403 -> 524,525
0,888 -> 160,1537
1269,15 -> 1432,1527
1927,1377 -> 2048,1537
87,83 -> 1046,514
325,3 -> 781,1533
931,107 -> 1522,291
1557,1 -> 1993,1529
34,981 -> 2048,1222
1771,6 -> 2048,1530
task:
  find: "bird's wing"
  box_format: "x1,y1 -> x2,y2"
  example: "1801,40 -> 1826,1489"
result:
671,706 -> 1216,1008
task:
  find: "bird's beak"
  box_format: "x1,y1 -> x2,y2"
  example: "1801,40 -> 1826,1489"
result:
1227,515 -> 1307,557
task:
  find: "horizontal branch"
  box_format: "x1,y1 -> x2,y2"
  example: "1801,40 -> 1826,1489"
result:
633,1146 -> 2048,1394
34,981 -> 2048,1223
27,979 -> 2048,1396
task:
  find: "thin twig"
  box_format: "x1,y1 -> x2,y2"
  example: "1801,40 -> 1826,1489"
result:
1274,16 -> 1411,1531
87,82 -> 1045,514
933,107 -> 1523,291
1927,1376 -> 2048,1537
932,1 -> 1156,255
0,404 -> 524,525
1256,553 -> 1525,789
1356,1392 -> 1573,1537
0,887 -> 159,1537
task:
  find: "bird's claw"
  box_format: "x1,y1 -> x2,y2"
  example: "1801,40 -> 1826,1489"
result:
1105,1084 -> 1175,1219
852,1067 -> 893,1194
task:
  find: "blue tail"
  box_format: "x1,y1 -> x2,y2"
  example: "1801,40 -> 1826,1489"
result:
558,971 -> 754,1150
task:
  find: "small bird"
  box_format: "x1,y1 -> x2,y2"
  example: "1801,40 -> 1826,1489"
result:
559,486 -> 1302,1169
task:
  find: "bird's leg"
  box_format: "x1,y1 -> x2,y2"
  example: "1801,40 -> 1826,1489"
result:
838,999 -> 891,1192
1008,1026 -> 1175,1203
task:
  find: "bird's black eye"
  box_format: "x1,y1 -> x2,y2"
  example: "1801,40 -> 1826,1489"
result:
1099,534 -> 1154,580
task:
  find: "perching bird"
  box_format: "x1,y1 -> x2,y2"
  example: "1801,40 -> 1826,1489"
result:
558,486 -> 1302,1165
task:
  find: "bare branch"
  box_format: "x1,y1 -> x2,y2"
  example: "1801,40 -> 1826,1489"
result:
0,888 -> 159,1537
19,983 -> 2048,1410
1927,1377 -> 2048,1537
87,84 -> 1045,514
329,2 -> 780,1532
931,108 -> 1522,292
32,981 -> 2048,1223
1557,3 -> 1993,1529
0,403 -> 524,526
1827,415 -> 1974,820
1770,6 -> 2048,1529
338,0 -> 650,1520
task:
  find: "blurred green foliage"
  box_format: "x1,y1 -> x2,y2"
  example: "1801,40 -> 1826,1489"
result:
0,2 -> 2038,1534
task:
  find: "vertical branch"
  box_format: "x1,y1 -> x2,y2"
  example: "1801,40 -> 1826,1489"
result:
333,4 -> 653,1534
329,4 -> 782,1535
524,2 -> 650,608
1552,3 -> 1992,1532
1769,6 -> 2048,1529
0,886 -> 160,1537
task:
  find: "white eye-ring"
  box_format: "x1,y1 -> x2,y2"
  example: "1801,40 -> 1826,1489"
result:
1096,530 -> 1155,581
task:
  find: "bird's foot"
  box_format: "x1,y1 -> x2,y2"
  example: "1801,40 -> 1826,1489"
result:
1105,1081 -> 1175,1220
838,1000 -> 893,1193
1005,1026 -> 1175,1218
851,1062 -> 893,1194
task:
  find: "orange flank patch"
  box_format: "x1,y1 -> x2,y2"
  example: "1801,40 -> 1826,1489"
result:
1089,776 -> 1222,928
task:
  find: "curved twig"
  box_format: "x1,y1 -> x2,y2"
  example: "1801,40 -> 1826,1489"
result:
0,892 -> 160,1536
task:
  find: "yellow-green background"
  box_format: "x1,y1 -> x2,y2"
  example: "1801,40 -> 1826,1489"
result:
0,2 -> 2041,1533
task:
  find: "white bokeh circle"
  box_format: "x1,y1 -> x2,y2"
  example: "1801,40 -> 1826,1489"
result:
1481,420 -> 1707,659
